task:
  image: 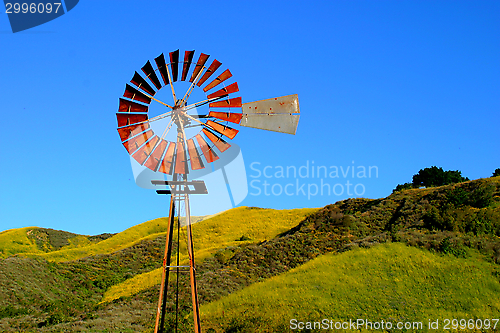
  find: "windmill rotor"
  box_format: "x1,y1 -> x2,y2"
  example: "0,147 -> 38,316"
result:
118,49 -> 300,178
117,49 -> 300,333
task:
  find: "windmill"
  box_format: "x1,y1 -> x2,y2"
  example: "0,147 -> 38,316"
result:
117,49 -> 300,333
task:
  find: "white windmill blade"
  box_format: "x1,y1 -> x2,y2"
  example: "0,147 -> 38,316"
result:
240,94 -> 300,134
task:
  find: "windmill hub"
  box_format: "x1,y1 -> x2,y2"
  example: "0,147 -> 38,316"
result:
171,106 -> 191,127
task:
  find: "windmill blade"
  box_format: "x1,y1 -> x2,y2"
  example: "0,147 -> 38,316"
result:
240,94 -> 300,134
118,98 -> 148,113
116,113 -> 148,128
122,129 -> 154,154
209,97 -> 242,108
144,139 -> 169,172
132,136 -> 160,165
169,50 -> 180,82
197,59 -> 221,87
189,53 -> 209,83
202,69 -> 232,92
131,72 -> 156,96
194,134 -> 219,163
141,60 -> 162,90
158,141 -> 176,174
206,120 -> 239,139
207,82 -> 239,99
154,53 -> 170,86
208,111 -> 242,124
208,97 -> 243,124
202,128 -> 230,153
123,84 -> 151,104
182,50 -> 195,81
117,123 -> 150,142
174,137 -> 188,174
187,138 -> 204,170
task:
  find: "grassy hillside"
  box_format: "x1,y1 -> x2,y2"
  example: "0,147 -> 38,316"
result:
154,177 -> 500,332
1,207 -> 317,263
0,206 -> 320,332
200,243 -> 500,332
100,207 -> 318,304
0,177 -> 498,332
37,217 -> 173,262
0,227 -> 114,259
0,227 -> 39,258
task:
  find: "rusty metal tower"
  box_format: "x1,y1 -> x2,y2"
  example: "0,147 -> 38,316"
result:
117,49 -> 300,333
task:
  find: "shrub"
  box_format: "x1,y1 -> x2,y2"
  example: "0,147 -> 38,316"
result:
470,183 -> 495,208
422,206 -> 454,231
447,182 -> 495,209
439,237 -> 467,258
446,187 -> 470,207
0,305 -> 29,319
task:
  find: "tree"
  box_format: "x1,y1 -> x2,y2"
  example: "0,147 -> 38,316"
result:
492,168 -> 500,177
444,170 -> 469,184
392,182 -> 414,193
412,166 -> 468,188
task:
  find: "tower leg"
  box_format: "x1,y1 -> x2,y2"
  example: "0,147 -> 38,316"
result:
185,194 -> 202,333
154,195 -> 176,333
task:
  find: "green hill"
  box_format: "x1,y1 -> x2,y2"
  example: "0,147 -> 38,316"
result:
1,207 -> 317,263
200,243 -> 500,332
0,177 -> 498,332
100,206 -> 318,304
0,227 -> 41,258
0,227 -> 114,259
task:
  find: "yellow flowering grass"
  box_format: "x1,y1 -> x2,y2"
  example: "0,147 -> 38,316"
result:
99,207 -> 318,303
200,243 -> 500,332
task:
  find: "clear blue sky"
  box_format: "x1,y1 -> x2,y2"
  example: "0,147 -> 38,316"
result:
1,1 -> 499,235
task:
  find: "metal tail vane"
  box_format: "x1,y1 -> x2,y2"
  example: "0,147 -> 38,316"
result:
117,49 -> 300,333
